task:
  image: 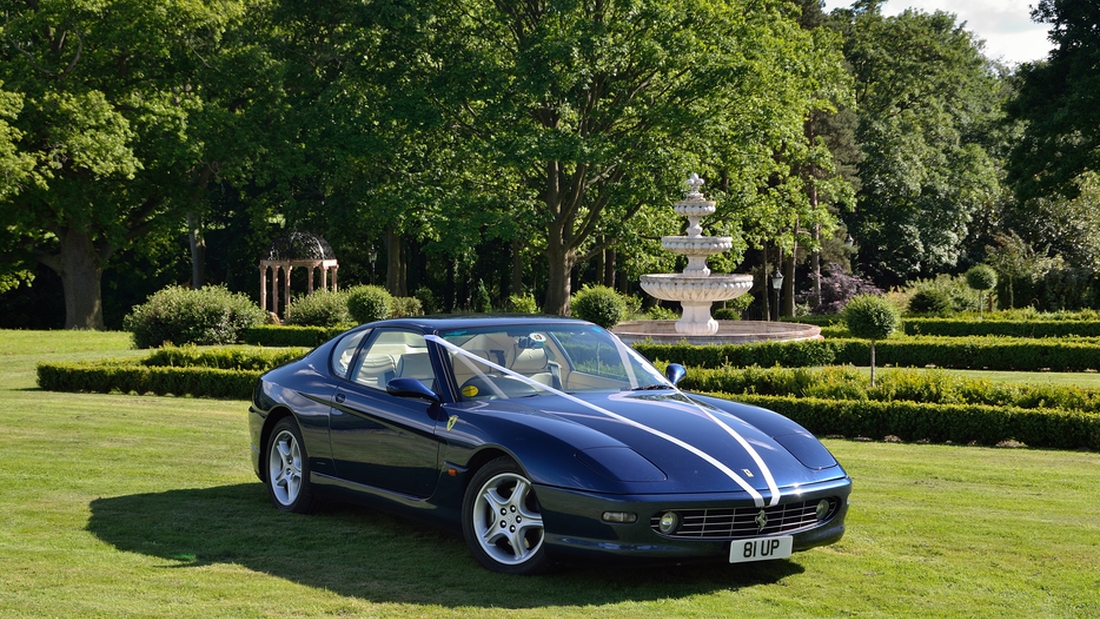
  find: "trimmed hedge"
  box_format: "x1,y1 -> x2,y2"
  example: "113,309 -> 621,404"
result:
831,337 -> 1100,372
635,339 -> 837,369
636,336 -> 1100,372
37,361 -> 262,399
723,393 -> 1100,452
36,346 -> 308,399
679,365 -> 1100,414
242,325 -> 346,347
903,318 -> 1100,338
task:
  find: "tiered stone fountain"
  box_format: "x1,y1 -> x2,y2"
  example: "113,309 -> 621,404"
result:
614,173 -> 820,345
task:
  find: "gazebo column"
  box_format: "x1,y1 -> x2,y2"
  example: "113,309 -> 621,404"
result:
332,265 -> 338,291
307,266 -> 315,295
260,264 -> 268,313
283,266 -> 293,313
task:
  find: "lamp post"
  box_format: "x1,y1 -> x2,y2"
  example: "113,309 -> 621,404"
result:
770,268 -> 784,321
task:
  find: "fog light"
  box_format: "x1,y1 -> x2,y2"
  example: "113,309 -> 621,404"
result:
815,499 -> 831,520
658,511 -> 679,534
601,511 -> 637,524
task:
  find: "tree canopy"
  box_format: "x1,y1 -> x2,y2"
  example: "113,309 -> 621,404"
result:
1007,0 -> 1100,202
832,2 -> 1003,285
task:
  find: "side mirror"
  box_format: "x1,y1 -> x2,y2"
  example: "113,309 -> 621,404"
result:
665,363 -> 686,386
386,377 -> 441,403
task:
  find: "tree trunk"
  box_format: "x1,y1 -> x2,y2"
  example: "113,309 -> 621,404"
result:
870,342 -> 877,387
783,245 -> 796,318
604,248 -> 616,288
544,235 -> 574,316
762,244 -> 772,321
187,210 -> 206,289
385,229 -> 407,296
812,224 -> 822,309
45,228 -> 106,330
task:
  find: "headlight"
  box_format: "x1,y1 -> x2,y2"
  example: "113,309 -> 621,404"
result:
658,511 -> 679,534
815,499 -> 831,520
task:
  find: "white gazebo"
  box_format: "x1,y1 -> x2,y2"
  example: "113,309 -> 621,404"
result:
259,231 -> 339,318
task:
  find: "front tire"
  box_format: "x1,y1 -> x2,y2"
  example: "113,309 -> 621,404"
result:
462,457 -> 550,575
266,417 -> 316,513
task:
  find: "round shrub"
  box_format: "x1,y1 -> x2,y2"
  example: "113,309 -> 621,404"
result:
123,285 -> 265,349
346,285 -> 393,324
908,289 -> 954,317
844,294 -> 900,341
571,285 -> 626,328
414,286 -> 440,314
391,296 -> 425,318
285,290 -> 350,327
966,264 -> 998,291
508,293 -> 539,314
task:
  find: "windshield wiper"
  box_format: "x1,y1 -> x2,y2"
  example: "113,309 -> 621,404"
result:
627,384 -> 673,391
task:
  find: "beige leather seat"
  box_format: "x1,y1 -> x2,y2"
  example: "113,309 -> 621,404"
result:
396,352 -> 435,391
511,347 -> 556,387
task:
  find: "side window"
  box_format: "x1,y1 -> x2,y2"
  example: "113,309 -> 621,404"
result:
330,330 -> 369,380
351,330 -> 432,391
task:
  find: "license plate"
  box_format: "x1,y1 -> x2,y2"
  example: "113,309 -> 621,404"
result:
729,535 -> 793,563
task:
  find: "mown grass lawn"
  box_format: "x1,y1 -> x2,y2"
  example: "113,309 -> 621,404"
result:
2,330 -> 1099,618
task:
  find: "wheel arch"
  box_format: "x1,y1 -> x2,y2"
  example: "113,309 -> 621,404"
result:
258,406 -> 297,483
461,447 -> 515,494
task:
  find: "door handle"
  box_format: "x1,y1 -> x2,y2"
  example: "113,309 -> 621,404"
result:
334,393 -> 346,404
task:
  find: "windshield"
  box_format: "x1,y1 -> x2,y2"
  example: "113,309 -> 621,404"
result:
432,324 -> 671,402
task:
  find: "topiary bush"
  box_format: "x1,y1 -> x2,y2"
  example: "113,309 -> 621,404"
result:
571,285 -> 627,328
844,294 -> 900,386
123,285 -> 266,349
346,285 -> 392,324
285,290 -> 351,327
966,264 -> 998,318
908,288 -> 955,317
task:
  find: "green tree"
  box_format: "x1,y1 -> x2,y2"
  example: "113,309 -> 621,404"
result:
831,1 -> 1002,285
0,0 -> 257,329
412,0 -> 853,315
965,264 -> 997,318
843,293 -> 899,386
1007,0 -> 1100,203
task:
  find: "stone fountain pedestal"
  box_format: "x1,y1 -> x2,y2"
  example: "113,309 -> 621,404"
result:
616,173 -> 820,346
638,173 -> 752,336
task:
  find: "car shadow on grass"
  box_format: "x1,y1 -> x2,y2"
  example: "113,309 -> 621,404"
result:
87,483 -> 804,609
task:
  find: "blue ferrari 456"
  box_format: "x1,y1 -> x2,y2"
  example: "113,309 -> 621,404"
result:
249,316 -> 850,574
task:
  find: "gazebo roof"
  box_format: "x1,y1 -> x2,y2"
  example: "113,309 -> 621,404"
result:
264,230 -> 337,262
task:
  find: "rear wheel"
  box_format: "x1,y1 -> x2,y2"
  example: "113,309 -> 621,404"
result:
462,457 -> 550,575
266,417 -> 316,513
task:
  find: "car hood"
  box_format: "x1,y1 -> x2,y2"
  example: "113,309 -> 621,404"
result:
466,389 -> 842,503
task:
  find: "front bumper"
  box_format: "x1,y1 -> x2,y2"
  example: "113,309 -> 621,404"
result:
534,476 -> 851,563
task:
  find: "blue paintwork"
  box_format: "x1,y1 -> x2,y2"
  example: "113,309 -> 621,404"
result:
249,316 -> 851,564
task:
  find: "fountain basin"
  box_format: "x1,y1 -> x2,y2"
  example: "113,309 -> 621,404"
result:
640,273 -> 752,302
661,236 -> 733,255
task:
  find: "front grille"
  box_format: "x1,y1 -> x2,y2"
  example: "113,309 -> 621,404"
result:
650,497 -> 838,539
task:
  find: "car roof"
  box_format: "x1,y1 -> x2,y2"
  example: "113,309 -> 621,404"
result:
360,315 -> 592,333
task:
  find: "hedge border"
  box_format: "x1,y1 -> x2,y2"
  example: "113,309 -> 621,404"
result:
903,318 -> 1100,338
635,337 -> 1100,372
724,393 -> 1100,452
37,361 -> 260,399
